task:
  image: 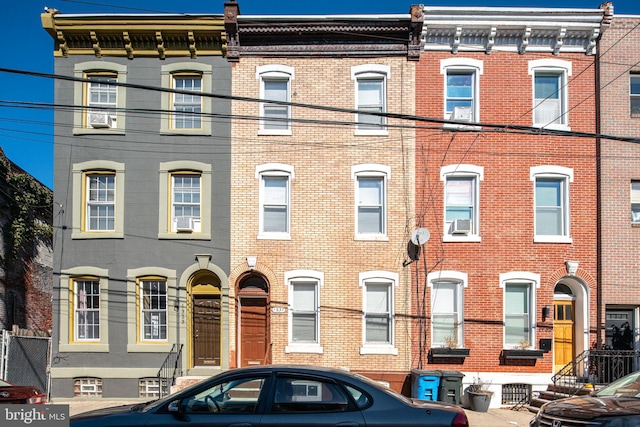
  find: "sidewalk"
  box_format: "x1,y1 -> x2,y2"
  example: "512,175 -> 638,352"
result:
55,399 -> 536,426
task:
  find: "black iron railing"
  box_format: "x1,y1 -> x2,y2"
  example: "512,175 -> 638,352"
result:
157,344 -> 183,398
552,350 -> 640,396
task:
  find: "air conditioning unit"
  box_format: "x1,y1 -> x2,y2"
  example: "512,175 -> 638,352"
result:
176,217 -> 194,232
452,106 -> 472,122
451,218 -> 472,234
89,112 -> 113,128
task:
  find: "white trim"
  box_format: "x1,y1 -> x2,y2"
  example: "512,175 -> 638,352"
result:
285,270 -> 323,353
352,65 -> 390,136
500,271 -> 539,350
441,165 -> 483,241
359,271 -> 399,355
257,164 -> 294,240
529,59 -> 572,131
257,65 -> 294,135
530,166 -> 573,243
428,271 -> 467,347
352,165 -> 390,241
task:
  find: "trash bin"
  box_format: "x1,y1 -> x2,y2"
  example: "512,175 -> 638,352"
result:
438,370 -> 464,405
411,369 -> 442,401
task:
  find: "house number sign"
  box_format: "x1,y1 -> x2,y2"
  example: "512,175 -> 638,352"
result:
271,307 -> 286,314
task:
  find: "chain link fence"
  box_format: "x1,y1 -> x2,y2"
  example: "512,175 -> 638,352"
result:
1,329 -> 51,396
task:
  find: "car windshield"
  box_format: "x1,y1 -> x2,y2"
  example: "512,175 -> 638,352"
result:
596,371 -> 640,398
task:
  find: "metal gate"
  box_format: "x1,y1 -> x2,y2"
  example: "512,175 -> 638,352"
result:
0,329 -> 51,396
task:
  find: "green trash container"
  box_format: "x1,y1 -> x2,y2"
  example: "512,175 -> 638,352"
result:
410,369 -> 441,401
438,370 -> 464,405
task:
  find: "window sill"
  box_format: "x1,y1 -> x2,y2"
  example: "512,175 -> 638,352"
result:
74,128 -> 125,135
258,129 -> 292,136
442,234 -> 481,243
443,123 -> 481,131
59,343 -> 109,353
257,232 -> 291,241
160,129 -> 212,136
127,343 -> 173,353
533,235 -> 572,244
354,129 -> 389,137
285,344 -> 323,354
532,123 -> 570,132
72,231 -> 124,239
158,232 -> 211,240
354,234 -> 389,242
360,345 -> 398,355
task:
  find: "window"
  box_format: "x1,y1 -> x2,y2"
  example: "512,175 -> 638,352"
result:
529,59 -> 571,129
257,164 -> 293,240
86,173 -> 115,232
139,378 -> 161,399
501,272 -> 539,349
352,164 -> 389,240
441,58 -> 483,125
74,61 -> 127,134
127,268 -> 176,352
159,161 -> 211,240
140,279 -> 167,342
74,279 -> 100,342
72,161 -> 125,239
160,63 -> 212,135
632,181 -> 640,223
257,65 -> 294,134
360,271 -> 398,355
181,376 -> 267,414
172,74 -> 202,129
531,166 -> 573,243
352,65 -> 389,134
172,174 -> 201,233
74,378 -> 102,397
631,74 -> 640,117
286,270 -> 323,354
60,267 -> 109,352
272,376 -> 349,413
428,271 -> 466,348
441,164 -> 483,241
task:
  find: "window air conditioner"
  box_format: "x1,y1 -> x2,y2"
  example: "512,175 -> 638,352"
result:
89,112 -> 113,128
452,106 -> 472,122
451,218 -> 472,234
176,217 -> 194,232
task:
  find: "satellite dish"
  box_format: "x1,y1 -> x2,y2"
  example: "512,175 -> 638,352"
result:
411,228 -> 430,246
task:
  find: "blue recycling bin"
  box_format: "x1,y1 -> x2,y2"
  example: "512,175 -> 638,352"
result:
411,369 -> 441,401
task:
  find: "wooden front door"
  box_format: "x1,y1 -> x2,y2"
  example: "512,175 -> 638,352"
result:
554,300 -> 574,372
193,295 -> 221,366
239,297 -> 268,367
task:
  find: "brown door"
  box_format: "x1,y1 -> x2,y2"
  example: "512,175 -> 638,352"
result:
193,295 -> 221,366
239,297 -> 268,367
553,300 -> 574,372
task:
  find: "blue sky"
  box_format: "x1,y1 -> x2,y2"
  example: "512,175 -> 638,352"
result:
1,0 -> 638,190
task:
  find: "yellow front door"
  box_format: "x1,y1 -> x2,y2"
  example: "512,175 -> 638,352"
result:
553,300 -> 574,373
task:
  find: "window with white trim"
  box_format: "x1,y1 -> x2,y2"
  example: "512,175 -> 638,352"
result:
429,276 -> 465,347
352,164 -> 389,240
441,58 -> 483,124
529,59 -> 571,129
257,65 -> 293,134
631,74 -> 640,117
257,164 -> 293,239
531,166 -> 573,243
631,181 -> 640,223
74,378 -> 102,397
286,270 -> 323,354
352,65 -> 389,134
158,161 -> 211,240
74,279 -> 100,342
86,173 -> 115,232
441,165 -> 482,241
160,63 -> 212,135
172,74 -> 202,129
501,272 -> 539,349
360,271 -> 398,355
171,173 -> 201,233
140,279 -> 167,342
73,160 -> 125,239
74,61 -> 127,134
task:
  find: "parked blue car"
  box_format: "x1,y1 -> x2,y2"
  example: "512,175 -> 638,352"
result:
71,365 -> 469,427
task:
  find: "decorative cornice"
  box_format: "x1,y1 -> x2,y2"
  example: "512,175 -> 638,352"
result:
41,9 -> 226,58
420,6 -> 609,55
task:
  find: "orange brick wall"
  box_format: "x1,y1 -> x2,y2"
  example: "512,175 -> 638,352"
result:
598,17 -> 640,318
414,49 -> 599,373
229,57 -> 416,373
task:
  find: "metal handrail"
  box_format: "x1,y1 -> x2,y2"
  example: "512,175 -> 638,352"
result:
157,344 -> 183,398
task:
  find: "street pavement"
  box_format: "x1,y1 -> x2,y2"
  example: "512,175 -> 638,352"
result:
52,399 -> 536,426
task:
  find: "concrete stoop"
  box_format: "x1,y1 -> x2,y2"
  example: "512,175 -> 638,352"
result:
170,376 -> 209,394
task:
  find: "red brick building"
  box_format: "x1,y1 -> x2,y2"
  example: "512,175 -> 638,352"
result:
413,5 -> 610,406
599,13 -> 640,352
